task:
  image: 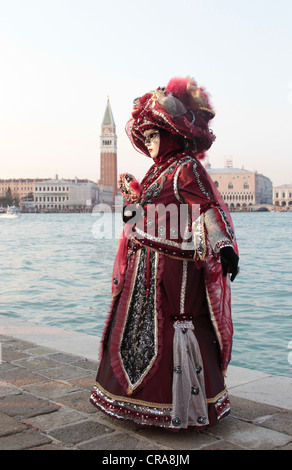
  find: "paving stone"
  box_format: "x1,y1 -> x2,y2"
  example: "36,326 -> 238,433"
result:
49,419 -> 114,445
206,416 -> 292,450
29,442 -> 71,450
136,426 -> 218,450
0,429 -> 52,450
78,431 -> 163,450
230,395 -> 283,422
5,339 -> 39,352
0,381 -> 22,398
38,364 -> 92,381
68,375 -> 95,391
47,352 -> 84,364
274,441 -> 292,450
200,440 -> 247,450
0,411 -> 27,437
13,355 -> 62,371
1,346 -> 31,362
254,411 -> 292,436
70,358 -> 98,371
23,380 -> 80,399
0,392 -> 60,418
55,390 -> 97,414
0,368 -> 45,386
24,407 -> 87,432
0,362 -> 20,373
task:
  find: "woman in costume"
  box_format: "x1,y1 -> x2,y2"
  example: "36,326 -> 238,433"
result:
90,76 -> 239,430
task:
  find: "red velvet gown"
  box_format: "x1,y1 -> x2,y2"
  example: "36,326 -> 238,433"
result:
90,152 -> 237,430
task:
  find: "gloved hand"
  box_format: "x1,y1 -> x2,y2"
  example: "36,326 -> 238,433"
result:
220,246 -> 239,282
122,204 -> 143,224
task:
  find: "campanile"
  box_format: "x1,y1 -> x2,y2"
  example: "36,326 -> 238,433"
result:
100,97 -> 117,202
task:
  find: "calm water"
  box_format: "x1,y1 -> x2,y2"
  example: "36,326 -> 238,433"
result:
0,211 -> 291,378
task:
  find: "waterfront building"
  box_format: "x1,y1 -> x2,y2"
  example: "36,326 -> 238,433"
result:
0,178 -> 43,201
205,159 -> 273,210
273,184 -> 292,207
34,176 -> 99,212
99,98 -> 117,205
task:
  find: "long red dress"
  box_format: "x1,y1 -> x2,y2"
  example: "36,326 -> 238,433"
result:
90,152 -> 237,430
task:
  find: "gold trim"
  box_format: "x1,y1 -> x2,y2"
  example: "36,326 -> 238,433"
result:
94,381 -> 172,409
206,388 -> 227,404
94,381 -> 227,408
199,106 -> 216,117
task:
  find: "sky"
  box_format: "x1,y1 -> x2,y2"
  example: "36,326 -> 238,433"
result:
1,0 -> 292,187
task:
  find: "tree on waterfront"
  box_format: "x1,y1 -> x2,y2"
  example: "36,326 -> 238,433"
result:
0,187 -> 19,207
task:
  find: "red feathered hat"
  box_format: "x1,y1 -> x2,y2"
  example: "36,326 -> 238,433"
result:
125,76 -> 215,158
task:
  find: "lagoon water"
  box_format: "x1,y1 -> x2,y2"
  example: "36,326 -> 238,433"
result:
0,211 -> 291,378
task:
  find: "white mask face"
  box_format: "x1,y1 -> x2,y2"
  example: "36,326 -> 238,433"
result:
143,129 -> 160,159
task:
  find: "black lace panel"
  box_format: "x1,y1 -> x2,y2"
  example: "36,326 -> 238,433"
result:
120,248 -> 158,390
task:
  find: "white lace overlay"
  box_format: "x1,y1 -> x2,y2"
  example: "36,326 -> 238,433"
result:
171,323 -> 209,429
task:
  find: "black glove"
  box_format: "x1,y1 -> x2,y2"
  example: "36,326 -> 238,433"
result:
122,205 -> 135,223
220,246 -> 239,282
122,204 -> 143,224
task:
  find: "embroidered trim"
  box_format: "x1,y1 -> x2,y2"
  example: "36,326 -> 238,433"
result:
216,207 -> 235,241
214,391 -> 230,420
90,385 -> 172,428
135,227 -> 184,250
141,160 -> 178,206
173,320 -> 194,330
214,239 -> 233,254
93,381 -> 172,408
192,214 -> 207,260
180,261 -> 188,315
118,249 -> 160,394
192,162 -> 211,199
90,383 -> 230,427
173,157 -> 192,203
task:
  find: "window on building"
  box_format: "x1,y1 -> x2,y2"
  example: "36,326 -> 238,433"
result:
244,182 -> 249,189
228,182 -> 233,189
214,181 -> 219,188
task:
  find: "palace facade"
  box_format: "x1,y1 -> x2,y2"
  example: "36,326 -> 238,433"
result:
273,184 -> 292,207
34,177 -> 99,212
206,160 -> 273,209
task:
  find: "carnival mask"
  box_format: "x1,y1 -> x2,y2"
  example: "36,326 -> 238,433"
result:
143,129 -> 160,159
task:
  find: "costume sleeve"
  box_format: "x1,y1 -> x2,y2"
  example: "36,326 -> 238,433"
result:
204,208 -> 233,254
176,157 -> 236,259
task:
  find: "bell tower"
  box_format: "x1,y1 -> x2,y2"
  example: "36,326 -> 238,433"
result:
100,97 -> 117,203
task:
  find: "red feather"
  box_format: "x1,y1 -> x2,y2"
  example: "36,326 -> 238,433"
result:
129,179 -> 141,194
165,77 -> 191,102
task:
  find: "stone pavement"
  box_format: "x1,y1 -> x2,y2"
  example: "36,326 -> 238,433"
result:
0,324 -> 292,451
